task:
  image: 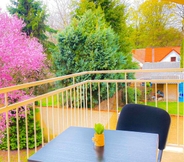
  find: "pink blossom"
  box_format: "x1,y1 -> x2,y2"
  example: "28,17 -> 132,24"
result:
0,9 -> 46,143
0,9 -> 46,88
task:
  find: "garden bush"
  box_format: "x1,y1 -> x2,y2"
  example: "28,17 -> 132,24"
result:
0,107 -> 42,150
122,86 -> 141,104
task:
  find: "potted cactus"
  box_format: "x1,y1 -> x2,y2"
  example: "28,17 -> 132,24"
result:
92,123 -> 105,159
93,123 -> 105,146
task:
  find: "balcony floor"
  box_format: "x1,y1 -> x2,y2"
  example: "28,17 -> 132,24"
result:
162,149 -> 184,162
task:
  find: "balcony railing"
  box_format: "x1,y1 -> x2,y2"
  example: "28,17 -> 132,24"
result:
0,69 -> 184,162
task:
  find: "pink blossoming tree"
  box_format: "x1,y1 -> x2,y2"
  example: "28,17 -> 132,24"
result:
0,9 -> 46,88
0,9 -> 45,148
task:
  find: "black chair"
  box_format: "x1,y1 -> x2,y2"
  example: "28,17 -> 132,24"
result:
116,104 -> 171,162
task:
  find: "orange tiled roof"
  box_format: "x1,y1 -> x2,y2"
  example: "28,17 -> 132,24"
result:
132,47 -> 180,63
132,49 -> 145,63
145,47 -> 180,62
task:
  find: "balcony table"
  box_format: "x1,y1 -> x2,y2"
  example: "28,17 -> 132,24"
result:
28,126 -> 158,162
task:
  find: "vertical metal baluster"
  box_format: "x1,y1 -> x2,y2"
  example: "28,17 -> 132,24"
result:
33,102 -> 37,152
16,107 -> 20,162
125,72 -> 128,104
90,82 -> 93,128
144,82 -> 147,105
85,83 -> 88,127
39,101 -> 44,147
135,82 -> 137,104
62,92 -> 64,132
80,85 -> 82,126
52,95 -> 55,138
77,86 -> 79,126
177,82 -> 180,145
46,97 -> 50,142
116,82 -> 119,120
57,94 -> 60,135
107,83 -> 110,129
25,105 -> 29,158
98,83 -> 101,122
5,93 -> 10,162
66,90 -> 69,127
70,89 -> 73,126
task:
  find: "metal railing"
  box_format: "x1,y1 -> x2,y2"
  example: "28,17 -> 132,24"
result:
0,69 -> 184,162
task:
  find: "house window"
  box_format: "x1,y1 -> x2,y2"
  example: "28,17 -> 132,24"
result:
171,57 -> 176,62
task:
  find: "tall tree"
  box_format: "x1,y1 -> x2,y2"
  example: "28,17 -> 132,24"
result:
53,9 -> 138,104
8,0 -> 57,60
128,0 -> 183,48
73,0 -> 134,63
180,39 -> 184,68
0,10 -> 46,88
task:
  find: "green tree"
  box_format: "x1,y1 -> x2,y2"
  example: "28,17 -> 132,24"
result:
73,0 -> 135,65
53,9 -> 136,105
8,0 -> 57,60
128,0 -> 183,48
181,38 -> 184,68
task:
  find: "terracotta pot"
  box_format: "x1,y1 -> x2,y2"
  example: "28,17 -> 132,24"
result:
92,133 -> 105,146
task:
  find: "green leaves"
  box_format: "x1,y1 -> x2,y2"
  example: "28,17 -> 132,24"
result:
8,0 -> 57,60
0,108 -> 42,150
53,9 -> 125,105
180,38 -> 184,68
128,0 -> 183,48
94,123 -> 104,134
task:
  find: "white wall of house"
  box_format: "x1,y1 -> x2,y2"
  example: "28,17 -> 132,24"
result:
161,51 -> 180,62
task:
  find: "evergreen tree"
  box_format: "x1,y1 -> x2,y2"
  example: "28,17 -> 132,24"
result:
8,0 -> 57,60
180,38 -> 184,68
53,9 -> 132,104
73,0 -> 135,68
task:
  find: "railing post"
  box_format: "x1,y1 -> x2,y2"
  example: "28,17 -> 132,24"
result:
4,93 -> 10,162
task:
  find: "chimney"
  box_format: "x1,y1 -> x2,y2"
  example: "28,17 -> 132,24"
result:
152,48 -> 154,62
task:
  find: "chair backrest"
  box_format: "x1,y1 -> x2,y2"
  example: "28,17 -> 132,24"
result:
116,104 -> 171,150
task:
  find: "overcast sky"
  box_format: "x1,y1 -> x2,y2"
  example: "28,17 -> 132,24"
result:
0,0 -> 138,12
0,0 -> 10,11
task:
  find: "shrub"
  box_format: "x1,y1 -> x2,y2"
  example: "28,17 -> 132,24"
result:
0,107 -> 42,150
122,87 -> 141,104
0,90 -> 42,150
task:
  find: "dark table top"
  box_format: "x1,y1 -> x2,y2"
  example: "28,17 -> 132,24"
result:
28,126 -> 158,162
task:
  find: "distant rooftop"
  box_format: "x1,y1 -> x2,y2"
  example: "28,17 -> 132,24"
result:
136,62 -> 184,80
132,47 -> 180,63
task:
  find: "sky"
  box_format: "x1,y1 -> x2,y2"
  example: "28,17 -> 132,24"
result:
0,0 -> 10,11
0,0 -> 138,12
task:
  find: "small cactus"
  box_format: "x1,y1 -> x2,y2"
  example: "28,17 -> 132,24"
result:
94,123 -> 104,134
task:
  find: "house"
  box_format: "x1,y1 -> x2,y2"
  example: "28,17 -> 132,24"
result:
132,47 -> 182,101
139,62 -> 183,101
132,47 -> 181,68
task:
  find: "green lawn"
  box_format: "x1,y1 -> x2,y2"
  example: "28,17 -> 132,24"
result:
37,95 -> 184,116
146,102 -> 184,116
118,101 -> 184,116
0,147 -> 38,162
37,95 -> 58,107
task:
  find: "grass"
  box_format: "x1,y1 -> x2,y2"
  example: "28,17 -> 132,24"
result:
37,95 -> 184,116
37,95 -> 58,107
147,101 -> 184,116
118,101 -> 184,116
0,147 -> 41,162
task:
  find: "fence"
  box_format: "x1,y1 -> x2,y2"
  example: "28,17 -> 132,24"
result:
0,69 -> 184,161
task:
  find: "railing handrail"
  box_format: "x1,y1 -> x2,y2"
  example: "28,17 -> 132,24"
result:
0,80 -> 88,113
1,68 -> 184,93
1,77 -> 184,113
